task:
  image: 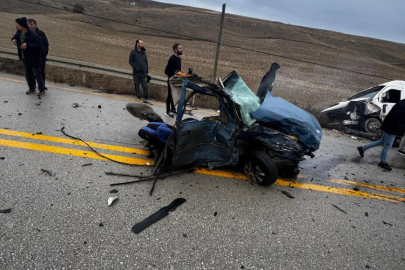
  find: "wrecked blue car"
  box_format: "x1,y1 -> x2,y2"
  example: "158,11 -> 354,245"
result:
128,63 -> 322,186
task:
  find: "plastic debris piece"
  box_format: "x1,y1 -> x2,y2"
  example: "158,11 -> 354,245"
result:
351,136 -> 358,140
72,103 -> 79,108
281,190 -> 295,198
332,204 -> 347,214
107,197 -> 118,206
81,163 -> 93,167
146,162 -> 151,166
40,169 -> 53,176
132,198 -> 186,234
109,189 -> 118,193
0,208 -> 12,213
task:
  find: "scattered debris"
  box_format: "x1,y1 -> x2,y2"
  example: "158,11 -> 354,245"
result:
4,101 -> 8,103
332,204 -> 347,214
353,187 -> 360,191
382,221 -> 393,226
0,208 -> 11,213
40,169 -> 53,176
99,222 -> 104,227
146,162 -> 151,166
107,197 -> 119,206
132,198 -> 186,234
72,103 -> 79,108
214,212 -> 218,216
81,163 -> 93,167
0,157 -> 5,160
109,189 -> 118,194
98,105 -> 101,109
182,233 -> 188,237
281,190 -> 295,198
365,265 -> 371,268
365,212 -> 369,217
351,136 -> 358,140
18,113 -> 22,116
35,103 -> 41,106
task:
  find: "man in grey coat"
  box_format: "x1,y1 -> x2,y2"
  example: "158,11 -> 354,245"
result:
129,39 -> 149,100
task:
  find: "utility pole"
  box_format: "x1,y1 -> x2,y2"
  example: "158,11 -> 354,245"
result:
212,3 -> 226,83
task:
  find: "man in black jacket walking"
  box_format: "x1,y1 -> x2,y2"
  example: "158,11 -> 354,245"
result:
28,18 -> 49,89
129,39 -> 149,100
357,99 -> 405,171
12,17 -> 45,96
164,43 -> 183,117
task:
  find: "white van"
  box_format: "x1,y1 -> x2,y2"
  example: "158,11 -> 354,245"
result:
321,81 -> 405,133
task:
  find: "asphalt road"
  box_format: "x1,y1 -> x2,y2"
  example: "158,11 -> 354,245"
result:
0,72 -> 404,270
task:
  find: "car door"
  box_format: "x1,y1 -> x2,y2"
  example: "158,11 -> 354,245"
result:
379,88 -> 402,119
169,81 -> 238,169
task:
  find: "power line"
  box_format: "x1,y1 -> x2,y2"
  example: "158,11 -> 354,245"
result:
14,0 -> 394,80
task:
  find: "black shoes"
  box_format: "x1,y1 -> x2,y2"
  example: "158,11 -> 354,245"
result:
26,89 -> 35,95
378,162 -> 392,171
357,146 -> 364,157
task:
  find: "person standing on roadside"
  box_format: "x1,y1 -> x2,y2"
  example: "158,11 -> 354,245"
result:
129,39 -> 149,100
28,18 -> 49,90
357,99 -> 405,171
164,43 -> 182,117
398,134 -> 405,155
12,17 -> 45,96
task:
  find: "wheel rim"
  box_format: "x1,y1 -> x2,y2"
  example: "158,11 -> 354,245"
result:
367,120 -> 381,133
244,161 -> 266,184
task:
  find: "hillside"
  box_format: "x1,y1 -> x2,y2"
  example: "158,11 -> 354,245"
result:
1,0 -> 405,108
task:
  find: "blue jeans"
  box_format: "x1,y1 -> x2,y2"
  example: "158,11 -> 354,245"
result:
362,132 -> 396,163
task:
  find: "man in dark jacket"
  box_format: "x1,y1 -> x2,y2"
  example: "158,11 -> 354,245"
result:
28,18 -> 49,89
12,17 -> 45,96
164,43 -> 182,117
357,99 -> 405,171
129,39 -> 149,100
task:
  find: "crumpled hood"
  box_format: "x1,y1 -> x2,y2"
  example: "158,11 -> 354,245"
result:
251,92 -> 323,151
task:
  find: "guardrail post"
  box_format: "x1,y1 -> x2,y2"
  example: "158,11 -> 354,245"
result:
82,72 -> 87,85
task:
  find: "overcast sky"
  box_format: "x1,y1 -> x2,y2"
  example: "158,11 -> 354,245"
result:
155,0 -> 405,44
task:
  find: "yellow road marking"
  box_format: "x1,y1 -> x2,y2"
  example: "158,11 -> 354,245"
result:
330,179 -> 405,194
195,168 -> 405,203
0,128 -> 149,155
0,138 -> 153,165
1,126 -> 404,203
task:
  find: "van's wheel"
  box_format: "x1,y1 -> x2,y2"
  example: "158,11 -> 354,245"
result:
362,118 -> 381,133
243,151 -> 278,186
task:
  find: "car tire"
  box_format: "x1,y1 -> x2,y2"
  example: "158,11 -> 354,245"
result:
362,118 -> 381,133
243,150 -> 278,186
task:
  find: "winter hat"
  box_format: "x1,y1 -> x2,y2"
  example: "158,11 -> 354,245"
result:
15,17 -> 28,28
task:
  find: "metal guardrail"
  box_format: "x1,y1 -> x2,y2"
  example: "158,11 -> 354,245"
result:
0,47 -> 168,85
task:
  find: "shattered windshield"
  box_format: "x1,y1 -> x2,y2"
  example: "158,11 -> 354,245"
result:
222,71 -> 260,126
348,86 -> 383,100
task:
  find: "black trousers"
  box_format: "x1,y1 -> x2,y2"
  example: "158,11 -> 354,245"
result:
24,62 -> 45,91
133,74 -> 149,99
40,59 -> 46,84
166,80 -> 175,114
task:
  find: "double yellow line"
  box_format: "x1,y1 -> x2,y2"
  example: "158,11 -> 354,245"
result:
1,129 -> 404,203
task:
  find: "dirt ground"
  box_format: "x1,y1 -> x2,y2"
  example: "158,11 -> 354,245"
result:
1,0 -> 405,110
